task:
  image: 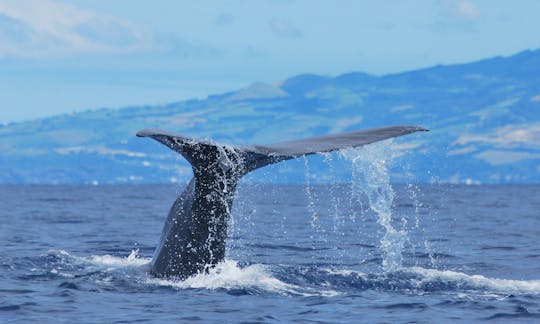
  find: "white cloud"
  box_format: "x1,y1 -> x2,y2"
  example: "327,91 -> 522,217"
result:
440,0 -> 480,20
457,1 -> 479,20
435,0 -> 480,31
268,18 -> 302,38
0,0 -> 154,58
475,150 -> 540,166
56,146 -> 147,157
531,94 -> 540,103
455,123 -> 540,148
447,145 -> 477,156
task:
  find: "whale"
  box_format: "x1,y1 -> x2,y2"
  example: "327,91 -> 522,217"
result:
137,125 -> 427,279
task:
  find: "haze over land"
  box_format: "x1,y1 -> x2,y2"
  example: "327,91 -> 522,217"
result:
1,49 -> 539,184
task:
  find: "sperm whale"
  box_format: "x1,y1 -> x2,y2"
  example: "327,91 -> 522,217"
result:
137,126 -> 427,279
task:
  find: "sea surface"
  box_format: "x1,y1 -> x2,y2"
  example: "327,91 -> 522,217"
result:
2,147 -> 540,322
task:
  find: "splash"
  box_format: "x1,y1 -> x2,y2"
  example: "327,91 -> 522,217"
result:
148,260 -> 281,290
340,140 -> 407,272
42,251 -> 540,297
321,152 -> 345,234
146,259 -> 338,297
302,155 -> 325,237
46,250 -> 334,296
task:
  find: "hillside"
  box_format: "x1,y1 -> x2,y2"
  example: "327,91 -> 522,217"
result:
1,49 -> 539,184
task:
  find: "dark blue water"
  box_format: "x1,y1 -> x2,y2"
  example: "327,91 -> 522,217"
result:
2,183 -> 540,323
2,146 -> 540,322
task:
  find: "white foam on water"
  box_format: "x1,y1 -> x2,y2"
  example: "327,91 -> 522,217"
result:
49,267 -> 75,278
409,267 -> 540,295
46,249 -> 151,268
323,268 -> 368,279
146,259 -> 339,297
47,249 -> 72,258
85,249 -> 151,268
324,265 -> 540,296
46,250 -> 337,296
45,251 -> 540,296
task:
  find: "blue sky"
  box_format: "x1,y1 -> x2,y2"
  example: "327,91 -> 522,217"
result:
1,0 -> 540,123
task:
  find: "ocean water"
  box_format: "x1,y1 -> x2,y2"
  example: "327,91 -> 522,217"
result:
2,147 -> 540,322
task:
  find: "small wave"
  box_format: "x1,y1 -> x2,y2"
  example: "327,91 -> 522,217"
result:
409,267 -> 540,295
321,266 -> 540,296
85,249 -> 151,268
146,260 -> 339,297
0,305 -> 21,311
46,249 -> 151,269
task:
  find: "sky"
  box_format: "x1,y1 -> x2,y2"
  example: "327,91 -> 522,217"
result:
1,0 -> 540,123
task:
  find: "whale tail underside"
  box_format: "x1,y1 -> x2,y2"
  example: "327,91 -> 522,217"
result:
136,125 -> 427,279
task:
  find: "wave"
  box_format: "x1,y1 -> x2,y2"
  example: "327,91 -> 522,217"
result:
409,267 -> 540,295
84,249 -> 151,268
321,266 -> 540,297
41,250 -> 540,298
45,249 -> 150,269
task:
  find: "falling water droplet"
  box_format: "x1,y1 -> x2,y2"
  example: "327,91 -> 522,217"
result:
340,139 -> 407,272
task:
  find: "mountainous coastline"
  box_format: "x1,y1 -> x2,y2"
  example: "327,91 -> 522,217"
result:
1,49 -> 539,184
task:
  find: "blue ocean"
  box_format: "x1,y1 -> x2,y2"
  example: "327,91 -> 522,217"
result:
2,144 -> 540,323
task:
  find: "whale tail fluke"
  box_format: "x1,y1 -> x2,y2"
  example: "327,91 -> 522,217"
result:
251,125 -> 427,157
137,125 -> 428,176
137,125 -> 427,279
